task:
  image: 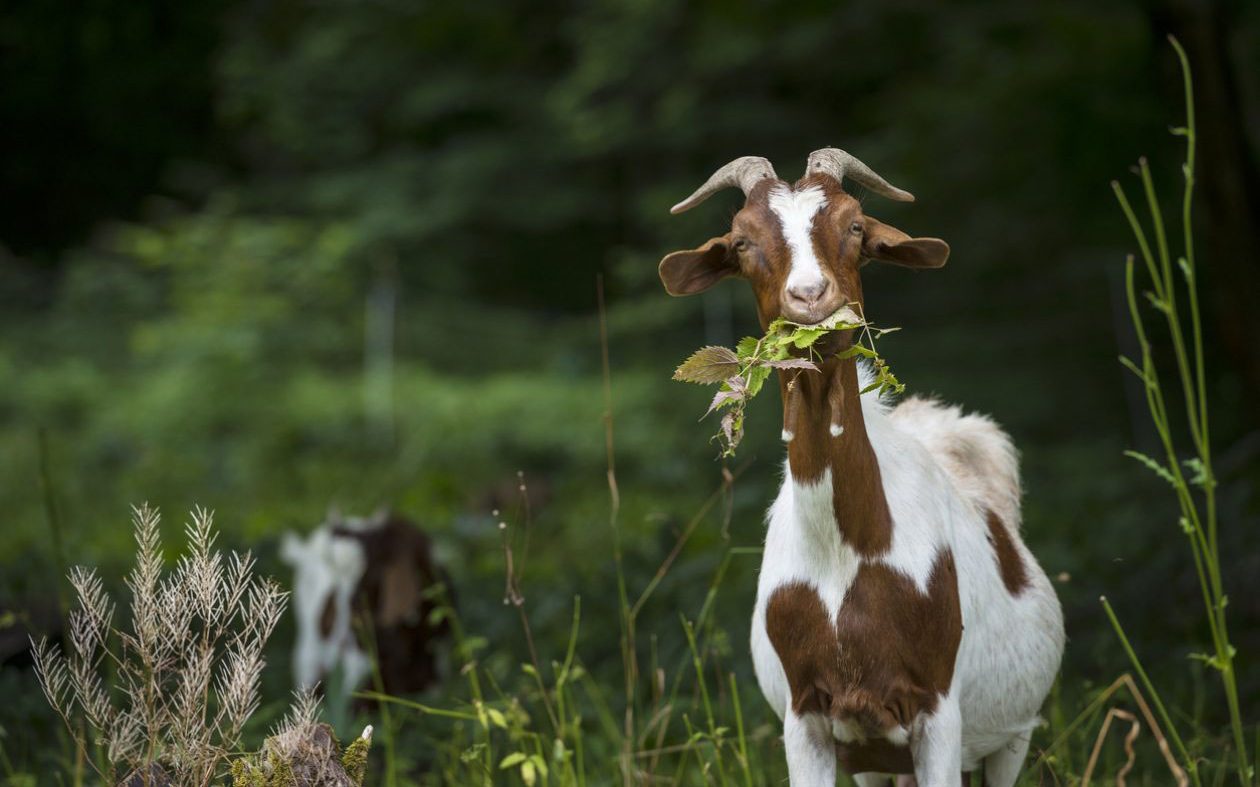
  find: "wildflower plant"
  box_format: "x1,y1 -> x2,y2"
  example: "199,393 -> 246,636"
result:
31,504 -> 289,786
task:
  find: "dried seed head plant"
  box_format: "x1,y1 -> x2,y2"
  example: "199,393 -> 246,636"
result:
31,504 -> 289,786
230,687 -> 374,787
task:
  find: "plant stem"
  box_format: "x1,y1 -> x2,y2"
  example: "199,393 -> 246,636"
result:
1101,597 -> 1200,786
596,276 -> 636,786
1111,36 -> 1249,785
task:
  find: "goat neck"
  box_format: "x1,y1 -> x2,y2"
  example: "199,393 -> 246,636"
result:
779,353 -> 892,557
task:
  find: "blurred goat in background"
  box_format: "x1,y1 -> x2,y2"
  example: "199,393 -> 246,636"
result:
281,509 -> 451,703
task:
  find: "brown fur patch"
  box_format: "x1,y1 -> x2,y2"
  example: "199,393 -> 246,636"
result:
335,515 -> 450,694
318,595 -> 337,638
985,509 -> 1030,596
764,550 -> 963,773
836,737 -> 914,775
782,358 -> 893,556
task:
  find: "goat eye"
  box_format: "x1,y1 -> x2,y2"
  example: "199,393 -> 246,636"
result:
733,238 -> 750,252
850,221 -> 864,235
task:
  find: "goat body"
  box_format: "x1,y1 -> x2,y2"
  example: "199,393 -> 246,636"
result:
660,150 -> 1065,786
750,364 -> 1064,785
282,510 -> 449,702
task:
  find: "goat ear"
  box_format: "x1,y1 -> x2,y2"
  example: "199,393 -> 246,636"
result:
659,235 -> 738,296
861,217 -> 950,269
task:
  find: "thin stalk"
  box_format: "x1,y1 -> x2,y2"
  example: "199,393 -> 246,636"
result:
596,276 -> 635,786
352,692 -> 479,721
1166,39 -> 1244,779
681,616 -> 728,787
1101,596 -> 1199,786
1112,184 -> 1167,303
351,609 -> 399,787
1112,37 -> 1247,783
628,461 -> 749,621
439,585 -> 493,783
36,429 -> 70,621
1137,159 -> 1205,457
728,672 -> 754,787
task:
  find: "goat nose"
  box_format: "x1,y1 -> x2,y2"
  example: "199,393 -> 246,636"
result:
787,279 -> 829,304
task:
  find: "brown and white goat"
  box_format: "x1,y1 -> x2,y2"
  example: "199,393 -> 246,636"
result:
660,151 -> 1064,786
281,510 -> 449,701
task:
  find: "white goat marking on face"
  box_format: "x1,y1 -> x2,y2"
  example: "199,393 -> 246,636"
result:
768,185 -> 829,294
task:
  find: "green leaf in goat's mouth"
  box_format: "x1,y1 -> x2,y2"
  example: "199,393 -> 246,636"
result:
672,304 -> 904,457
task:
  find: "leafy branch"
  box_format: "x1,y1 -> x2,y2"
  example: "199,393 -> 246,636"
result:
673,305 -> 902,457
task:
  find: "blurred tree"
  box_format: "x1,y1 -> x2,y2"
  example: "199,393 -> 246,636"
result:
0,0 -> 224,261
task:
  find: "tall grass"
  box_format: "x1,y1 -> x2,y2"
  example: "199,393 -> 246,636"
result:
361,278 -> 778,786
1105,35 -> 1251,787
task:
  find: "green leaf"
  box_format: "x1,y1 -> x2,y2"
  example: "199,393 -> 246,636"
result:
500,753 -> 528,769
673,346 -> 740,384
704,387 -> 744,417
486,708 -> 508,729
529,754 -> 549,777
459,636 -> 488,659
1187,648 -> 1235,671
1182,457 -> 1208,487
790,327 -> 828,348
837,344 -> 877,359
745,365 -> 772,397
735,336 -> 760,360
765,317 -> 790,335
521,760 -> 537,787
1123,450 -> 1175,486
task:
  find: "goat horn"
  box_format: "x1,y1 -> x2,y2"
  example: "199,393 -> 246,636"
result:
805,148 -> 915,202
670,156 -> 778,214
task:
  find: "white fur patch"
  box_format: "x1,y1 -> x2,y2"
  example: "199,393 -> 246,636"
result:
769,185 -> 829,296
750,361 -> 1065,777
281,527 -> 369,691
751,468 -> 861,721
